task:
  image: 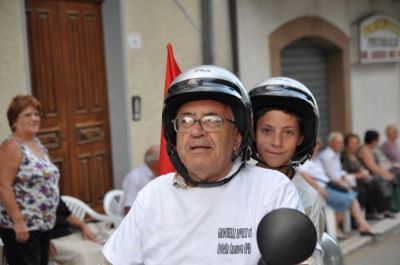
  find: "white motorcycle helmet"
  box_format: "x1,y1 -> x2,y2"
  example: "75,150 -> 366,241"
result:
162,65 -> 253,187
249,76 -> 319,166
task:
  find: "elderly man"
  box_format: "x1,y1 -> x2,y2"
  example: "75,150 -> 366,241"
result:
101,65 -> 303,265
319,132 -> 352,188
319,132 -> 374,237
122,145 -> 159,214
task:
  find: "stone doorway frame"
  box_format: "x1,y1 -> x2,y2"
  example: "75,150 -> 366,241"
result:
269,16 -> 352,133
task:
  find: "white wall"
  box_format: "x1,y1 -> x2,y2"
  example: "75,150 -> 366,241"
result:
236,0 -> 351,88
3,0 -> 398,172
122,0 -> 201,168
0,0 -> 29,139
351,63 -> 400,141
102,0 -> 132,189
237,0 -> 400,143
0,0 -> 234,182
123,0 -> 233,167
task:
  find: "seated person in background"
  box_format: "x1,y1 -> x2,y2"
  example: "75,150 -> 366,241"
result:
341,133 -> 388,220
122,145 -> 159,214
319,132 -> 354,193
375,147 -> 400,179
49,198 -> 102,265
358,130 -> 396,182
299,138 -> 375,238
375,127 -> 400,182
318,132 -> 375,237
381,124 -> 400,165
357,130 -> 396,217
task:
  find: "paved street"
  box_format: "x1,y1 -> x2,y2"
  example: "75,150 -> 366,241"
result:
344,224 -> 400,265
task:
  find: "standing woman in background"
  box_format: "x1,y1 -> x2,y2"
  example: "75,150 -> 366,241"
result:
0,95 -> 60,265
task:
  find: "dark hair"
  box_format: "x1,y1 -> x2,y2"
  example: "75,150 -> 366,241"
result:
254,107 -> 303,136
344,133 -> 359,147
364,130 -> 379,144
7,95 -> 42,132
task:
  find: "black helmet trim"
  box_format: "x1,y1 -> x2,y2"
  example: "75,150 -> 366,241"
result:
163,78 -> 252,154
163,92 -> 246,141
161,65 -> 253,188
167,141 -> 247,187
163,90 -> 252,177
251,85 -> 315,101
249,80 -> 319,165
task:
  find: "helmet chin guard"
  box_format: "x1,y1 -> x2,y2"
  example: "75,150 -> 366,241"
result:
162,65 -> 253,187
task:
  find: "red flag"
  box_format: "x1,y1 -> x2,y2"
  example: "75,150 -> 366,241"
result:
159,44 -> 181,175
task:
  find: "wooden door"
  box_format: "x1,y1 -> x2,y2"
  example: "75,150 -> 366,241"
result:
25,0 -> 113,208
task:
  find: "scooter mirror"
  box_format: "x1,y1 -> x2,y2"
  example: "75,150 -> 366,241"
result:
321,232 -> 346,265
257,208 -> 317,265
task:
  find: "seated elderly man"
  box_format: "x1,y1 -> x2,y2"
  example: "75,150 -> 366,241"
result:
122,145 -> 159,214
101,65 -> 305,265
49,198 -> 103,265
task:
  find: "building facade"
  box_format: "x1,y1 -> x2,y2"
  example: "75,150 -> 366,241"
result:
0,0 -> 399,202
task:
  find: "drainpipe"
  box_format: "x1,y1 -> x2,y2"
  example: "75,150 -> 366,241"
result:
202,0 -> 214,64
228,0 -> 239,76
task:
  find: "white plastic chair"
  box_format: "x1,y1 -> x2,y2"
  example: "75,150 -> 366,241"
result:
103,189 -> 124,227
321,197 -> 352,240
322,199 -> 338,239
61,195 -> 114,225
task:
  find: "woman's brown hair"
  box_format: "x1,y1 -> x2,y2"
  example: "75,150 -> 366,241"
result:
7,95 -> 42,132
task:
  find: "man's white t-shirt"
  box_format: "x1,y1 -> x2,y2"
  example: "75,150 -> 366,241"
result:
102,162 -> 303,265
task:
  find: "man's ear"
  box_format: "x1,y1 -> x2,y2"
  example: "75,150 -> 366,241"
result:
234,129 -> 243,151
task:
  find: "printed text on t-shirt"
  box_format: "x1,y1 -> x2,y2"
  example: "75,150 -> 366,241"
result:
217,227 -> 252,255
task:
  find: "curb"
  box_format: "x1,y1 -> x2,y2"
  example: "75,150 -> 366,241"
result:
340,212 -> 400,255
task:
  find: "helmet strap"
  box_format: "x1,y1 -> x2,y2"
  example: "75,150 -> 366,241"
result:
166,142 -> 247,188
253,138 -> 313,172
256,157 -> 300,171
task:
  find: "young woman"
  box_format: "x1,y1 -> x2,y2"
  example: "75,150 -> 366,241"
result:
249,77 -> 324,265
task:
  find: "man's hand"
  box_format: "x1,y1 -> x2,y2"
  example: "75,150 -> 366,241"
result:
385,172 -> 395,182
358,168 -> 371,179
82,223 -> 98,242
338,178 -> 352,191
318,187 -> 328,199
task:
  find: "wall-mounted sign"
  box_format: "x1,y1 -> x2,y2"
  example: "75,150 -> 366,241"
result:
358,14 -> 400,64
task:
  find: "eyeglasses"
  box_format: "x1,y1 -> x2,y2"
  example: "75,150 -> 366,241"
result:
173,115 -> 236,133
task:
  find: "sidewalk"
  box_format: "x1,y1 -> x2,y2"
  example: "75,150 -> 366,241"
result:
340,212 -> 400,255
